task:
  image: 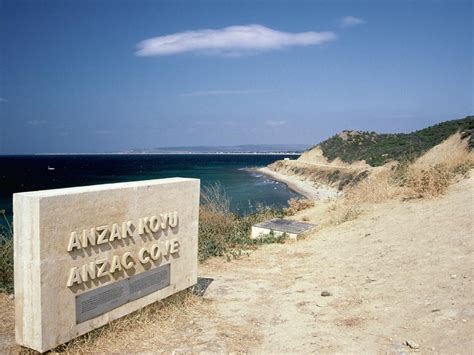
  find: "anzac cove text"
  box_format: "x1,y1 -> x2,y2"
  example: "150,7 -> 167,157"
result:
66,212 -> 180,287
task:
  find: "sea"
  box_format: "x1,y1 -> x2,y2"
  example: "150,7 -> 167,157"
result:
0,154 -> 301,225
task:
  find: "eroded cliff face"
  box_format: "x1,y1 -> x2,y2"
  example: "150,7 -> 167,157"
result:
297,146 -> 370,170
268,132 -> 474,192
268,155 -> 370,191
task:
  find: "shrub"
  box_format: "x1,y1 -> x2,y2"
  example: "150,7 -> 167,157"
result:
0,210 -> 13,293
198,183 -> 285,262
283,198 -> 315,216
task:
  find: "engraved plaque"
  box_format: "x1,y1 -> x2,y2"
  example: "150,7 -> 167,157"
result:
76,281 -> 128,323
75,264 -> 171,323
129,263 -> 170,301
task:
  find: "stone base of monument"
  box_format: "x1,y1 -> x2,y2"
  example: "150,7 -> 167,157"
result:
251,218 -> 316,240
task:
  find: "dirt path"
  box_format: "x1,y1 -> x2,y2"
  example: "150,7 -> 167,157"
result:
1,176 -> 473,353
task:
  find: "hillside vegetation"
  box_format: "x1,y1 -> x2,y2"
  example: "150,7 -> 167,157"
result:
318,116 -> 474,166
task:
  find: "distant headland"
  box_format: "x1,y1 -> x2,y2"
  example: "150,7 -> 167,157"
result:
121,144 -> 310,155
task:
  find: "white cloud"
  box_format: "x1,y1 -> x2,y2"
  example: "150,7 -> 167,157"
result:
136,24 -> 337,57
0,98 -> 7,102
180,89 -> 268,97
265,120 -> 287,127
340,16 -> 366,28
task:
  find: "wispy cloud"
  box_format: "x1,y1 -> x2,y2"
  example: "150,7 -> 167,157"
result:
136,24 -> 337,57
26,120 -> 47,126
0,98 -> 7,102
340,16 -> 366,28
180,89 -> 268,97
265,120 -> 287,127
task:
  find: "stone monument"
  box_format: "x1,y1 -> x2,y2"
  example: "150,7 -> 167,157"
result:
13,178 -> 199,352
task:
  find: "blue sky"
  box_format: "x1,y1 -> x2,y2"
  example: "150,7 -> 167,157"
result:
0,0 -> 472,154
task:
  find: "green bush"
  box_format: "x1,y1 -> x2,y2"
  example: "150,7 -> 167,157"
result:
318,116 -> 474,166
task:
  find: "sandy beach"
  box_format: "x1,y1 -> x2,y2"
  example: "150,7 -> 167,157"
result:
255,167 -> 339,200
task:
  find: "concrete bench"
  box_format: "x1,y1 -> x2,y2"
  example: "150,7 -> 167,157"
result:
251,218 -> 316,240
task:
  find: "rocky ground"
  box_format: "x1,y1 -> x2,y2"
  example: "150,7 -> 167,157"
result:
1,174 -> 473,354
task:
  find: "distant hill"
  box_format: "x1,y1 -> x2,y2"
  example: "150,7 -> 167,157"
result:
317,116 -> 474,166
125,144 -> 310,154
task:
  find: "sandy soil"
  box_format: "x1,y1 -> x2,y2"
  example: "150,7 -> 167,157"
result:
256,167 -> 340,200
197,175 -> 474,353
1,175 -> 473,353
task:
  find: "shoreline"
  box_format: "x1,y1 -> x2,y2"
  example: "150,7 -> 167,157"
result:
20,152 -> 304,156
252,167 -> 339,201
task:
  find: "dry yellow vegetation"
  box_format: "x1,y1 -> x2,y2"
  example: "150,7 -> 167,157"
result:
283,198 -> 315,216
346,132 -> 474,204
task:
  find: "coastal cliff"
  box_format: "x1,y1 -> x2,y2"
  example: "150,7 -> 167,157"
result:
267,147 -> 370,191
264,116 -> 474,196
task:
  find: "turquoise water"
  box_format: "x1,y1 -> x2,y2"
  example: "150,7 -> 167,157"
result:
0,154 -> 301,223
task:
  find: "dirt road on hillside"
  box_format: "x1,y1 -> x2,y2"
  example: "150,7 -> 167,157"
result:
1,176 -> 473,353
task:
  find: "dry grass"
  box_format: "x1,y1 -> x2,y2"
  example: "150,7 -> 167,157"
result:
53,289 -> 206,353
346,133 -> 474,203
9,289 -> 206,354
283,198 -> 315,216
326,202 -> 363,226
0,293 -> 14,336
399,158 -> 473,198
0,293 -> 16,355
345,167 -> 406,204
200,183 -> 231,214
324,133 -> 474,226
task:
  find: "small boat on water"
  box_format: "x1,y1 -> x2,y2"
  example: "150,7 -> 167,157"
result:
47,166 -> 55,171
